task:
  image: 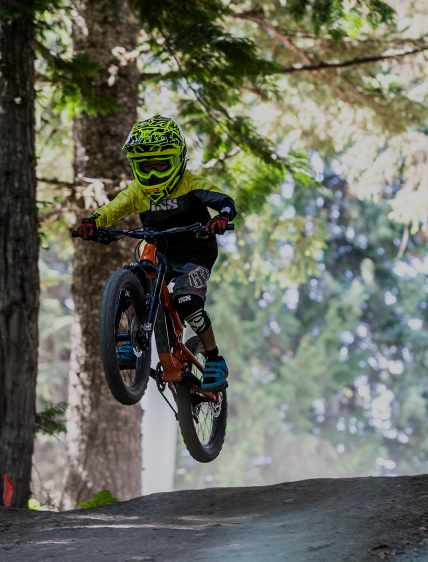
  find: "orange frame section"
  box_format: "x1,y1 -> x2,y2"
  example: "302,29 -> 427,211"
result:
140,242 -> 159,265
141,243 -> 220,404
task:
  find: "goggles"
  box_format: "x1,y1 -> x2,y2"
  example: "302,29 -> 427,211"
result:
131,156 -> 180,181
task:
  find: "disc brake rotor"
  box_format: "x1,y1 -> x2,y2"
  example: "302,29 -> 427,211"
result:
210,395 -> 222,418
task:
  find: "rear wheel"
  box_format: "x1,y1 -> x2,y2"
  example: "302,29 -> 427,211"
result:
177,336 -> 228,463
99,269 -> 151,405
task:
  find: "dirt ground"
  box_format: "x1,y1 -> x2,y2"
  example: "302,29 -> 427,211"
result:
2,475 -> 428,562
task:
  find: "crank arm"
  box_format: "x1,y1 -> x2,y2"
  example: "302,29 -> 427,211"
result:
180,370 -> 202,387
181,371 -> 223,404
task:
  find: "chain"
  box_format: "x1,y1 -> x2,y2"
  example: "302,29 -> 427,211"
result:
155,362 -> 178,420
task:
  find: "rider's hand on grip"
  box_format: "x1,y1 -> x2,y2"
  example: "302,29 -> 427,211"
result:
205,215 -> 228,235
78,217 -> 97,240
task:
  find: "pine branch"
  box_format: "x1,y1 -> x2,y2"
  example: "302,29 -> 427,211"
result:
338,74 -> 390,116
200,147 -> 240,169
35,41 -> 121,115
37,177 -> 75,188
230,12 -> 428,74
37,175 -> 132,187
35,402 -> 67,437
229,11 -> 316,38
75,174 -> 132,186
231,10 -> 428,48
39,203 -> 80,223
228,12 -> 352,104
38,175 -> 133,225
140,72 -> 161,81
278,45 -> 428,74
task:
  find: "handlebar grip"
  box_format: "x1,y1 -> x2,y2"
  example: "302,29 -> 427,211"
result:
72,231 -> 81,238
226,223 -> 235,231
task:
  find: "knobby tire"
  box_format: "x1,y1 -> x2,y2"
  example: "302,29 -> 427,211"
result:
99,269 -> 151,405
177,336 -> 228,463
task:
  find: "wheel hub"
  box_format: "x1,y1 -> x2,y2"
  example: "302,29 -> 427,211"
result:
130,317 -> 143,357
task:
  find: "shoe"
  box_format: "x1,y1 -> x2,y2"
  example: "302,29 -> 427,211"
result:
116,342 -> 136,369
201,357 -> 228,392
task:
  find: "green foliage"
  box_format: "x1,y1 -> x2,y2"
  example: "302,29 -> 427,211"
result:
35,401 -> 67,436
28,498 -> 50,510
344,131 -> 428,235
136,0 -> 278,84
0,0 -> 63,20
19,2 -> 121,117
217,151 -> 315,215
29,0 -> 428,498
42,50 -> 120,116
79,490 -> 119,509
287,0 -> 395,39
176,164 -> 428,489
215,207 -> 328,291
136,0 -> 275,82
33,228 -> 73,510
134,0 -> 317,187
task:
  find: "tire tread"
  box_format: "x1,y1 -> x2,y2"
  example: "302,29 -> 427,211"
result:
177,336 -> 227,463
99,269 -> 150,405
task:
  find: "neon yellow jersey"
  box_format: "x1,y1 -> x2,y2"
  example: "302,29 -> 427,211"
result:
90,170 -> 236,269
91,170 -> 232,227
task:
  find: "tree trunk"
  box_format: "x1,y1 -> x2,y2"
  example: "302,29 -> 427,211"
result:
0,17 -> 39,507
61,0 -> 142,509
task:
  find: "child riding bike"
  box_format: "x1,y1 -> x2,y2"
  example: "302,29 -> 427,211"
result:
77,113 -> 236,393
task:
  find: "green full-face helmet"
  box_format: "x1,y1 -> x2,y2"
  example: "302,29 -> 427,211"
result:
123,113 -> 187,204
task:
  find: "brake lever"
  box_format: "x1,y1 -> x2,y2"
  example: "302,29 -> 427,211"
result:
91,227 -> 119,245
92,232 -> 119,245
99,237 -> 118,245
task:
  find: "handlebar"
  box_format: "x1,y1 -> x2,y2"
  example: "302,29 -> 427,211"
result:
72,222 -> 234,241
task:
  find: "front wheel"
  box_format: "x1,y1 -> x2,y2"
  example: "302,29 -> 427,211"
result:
177,336 -> 228,463
99,269 -> 151,405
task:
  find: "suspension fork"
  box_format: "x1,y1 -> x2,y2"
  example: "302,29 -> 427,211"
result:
139,260 -> 167,347
114,290 -> 131,332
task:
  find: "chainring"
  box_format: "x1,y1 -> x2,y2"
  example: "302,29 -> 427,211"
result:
155,362 -> 166,392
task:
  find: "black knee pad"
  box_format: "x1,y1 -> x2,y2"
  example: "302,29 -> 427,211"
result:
174,294 -> 211,334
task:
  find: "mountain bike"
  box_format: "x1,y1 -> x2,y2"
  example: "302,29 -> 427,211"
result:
72,222 -> 234,463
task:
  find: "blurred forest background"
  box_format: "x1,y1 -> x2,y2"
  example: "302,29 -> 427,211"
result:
24,0 -> 428,507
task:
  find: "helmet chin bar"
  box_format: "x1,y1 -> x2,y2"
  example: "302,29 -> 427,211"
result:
134,173 -> 173,188
132,159 -> 188,204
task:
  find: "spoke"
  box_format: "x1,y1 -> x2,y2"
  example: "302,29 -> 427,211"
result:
115,292 -> 139,388
190,350 -> 216,445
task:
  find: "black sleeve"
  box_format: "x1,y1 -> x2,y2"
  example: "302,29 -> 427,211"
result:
193,189 -> 237,221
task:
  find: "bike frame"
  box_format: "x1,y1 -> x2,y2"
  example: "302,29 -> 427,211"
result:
72,222 -> 231,406
139,242 -> 221,405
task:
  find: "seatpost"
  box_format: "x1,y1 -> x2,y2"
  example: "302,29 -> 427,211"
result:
141,259 -> 167,346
